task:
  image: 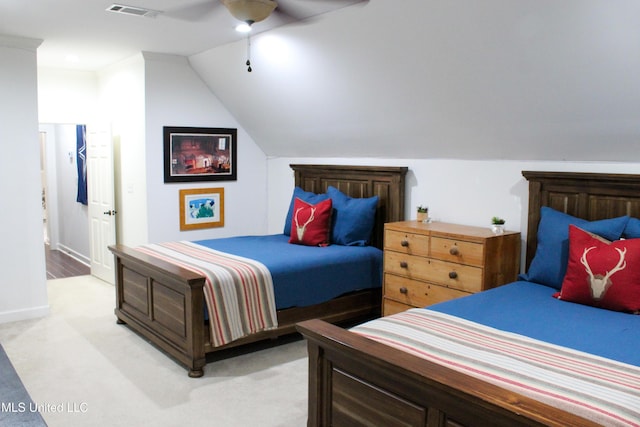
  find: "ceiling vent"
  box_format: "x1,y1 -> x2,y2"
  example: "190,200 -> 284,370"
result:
107,4 -> 160,18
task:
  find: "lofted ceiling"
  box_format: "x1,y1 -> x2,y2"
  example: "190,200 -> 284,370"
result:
2,0 -> 639,162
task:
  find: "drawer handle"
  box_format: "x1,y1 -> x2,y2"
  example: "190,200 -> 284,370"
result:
401,240 -> 409,247
400,261 -> 408,268
449,246 -> 459,255
449,271 -> 458,279
399,287 -> 408,294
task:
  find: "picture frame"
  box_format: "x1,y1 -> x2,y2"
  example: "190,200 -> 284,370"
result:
164,126 -> 237,183
179,187 -> 225,231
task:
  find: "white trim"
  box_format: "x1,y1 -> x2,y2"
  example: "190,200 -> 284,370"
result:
56,243 -> 91,267
0,34 -> 43,51
0,305 -> 50,324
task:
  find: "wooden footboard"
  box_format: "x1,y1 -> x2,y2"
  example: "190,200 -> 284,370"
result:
296,319 -> 597,427
111,244 -> 208,378
110,244 -> 382,378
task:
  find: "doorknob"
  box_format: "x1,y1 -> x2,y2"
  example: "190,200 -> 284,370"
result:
103,210 -> 117,216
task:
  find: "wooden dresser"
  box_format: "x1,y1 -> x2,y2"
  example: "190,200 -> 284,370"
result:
383,221 -> 521,316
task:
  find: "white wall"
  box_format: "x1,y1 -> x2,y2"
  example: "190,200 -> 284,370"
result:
40,123 -> 60,248
267,157 -> 640,268
38,123 -> 90,264
0,35 -> 49,323
37,67 -> 98,124
53,124 -> 90,261
98,55 -> 148,247
38,68 -> 99,264
37,53 -> 271,251
144,53 -> 268,243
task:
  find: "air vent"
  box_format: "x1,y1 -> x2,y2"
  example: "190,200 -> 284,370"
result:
107,4 -> 160,18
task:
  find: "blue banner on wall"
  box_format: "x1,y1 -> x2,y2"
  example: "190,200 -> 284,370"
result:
76,124 -> 88,205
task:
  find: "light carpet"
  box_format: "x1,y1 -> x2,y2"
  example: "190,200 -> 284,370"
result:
0,276 -> 308,427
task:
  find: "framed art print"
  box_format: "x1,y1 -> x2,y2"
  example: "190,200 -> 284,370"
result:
164,126 -> 237,183
179,187 -> 224,231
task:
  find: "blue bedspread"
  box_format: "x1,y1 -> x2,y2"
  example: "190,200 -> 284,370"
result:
194,234 -> 382,309
429,281 -> 640,366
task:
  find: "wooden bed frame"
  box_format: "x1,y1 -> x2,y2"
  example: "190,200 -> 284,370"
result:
297,171 -> 640,427
109,164 -> 408,377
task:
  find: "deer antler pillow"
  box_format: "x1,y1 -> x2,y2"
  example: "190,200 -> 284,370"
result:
283,187 -> 329,236
555,225 -> 640,313
288,197 -> 333,247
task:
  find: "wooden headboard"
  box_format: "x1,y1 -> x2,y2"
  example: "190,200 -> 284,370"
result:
291,164 -> 408,249
523,171 -> 640,270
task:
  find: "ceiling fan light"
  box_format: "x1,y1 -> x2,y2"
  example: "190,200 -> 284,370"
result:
221,0 -> 277,24
235,23 -> 252,33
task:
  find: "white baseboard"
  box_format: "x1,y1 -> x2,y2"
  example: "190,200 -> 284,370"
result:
55,244 -> 90,267
0,305 -> 50,324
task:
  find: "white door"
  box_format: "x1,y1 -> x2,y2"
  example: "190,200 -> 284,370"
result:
87,126 -> 116,284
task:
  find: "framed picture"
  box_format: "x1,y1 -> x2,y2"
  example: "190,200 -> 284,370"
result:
179,187 -> 224,231
164,126 -> 237,183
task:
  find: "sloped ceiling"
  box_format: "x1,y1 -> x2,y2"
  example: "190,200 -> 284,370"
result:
190,0 -> 640,161
3,0 -> 639,162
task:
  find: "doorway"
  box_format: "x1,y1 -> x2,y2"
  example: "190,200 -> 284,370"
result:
39,123 -> 117,283
39,124 -> 91,279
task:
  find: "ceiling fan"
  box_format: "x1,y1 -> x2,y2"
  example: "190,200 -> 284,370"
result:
165,0 -> 366,28
220,0 -> 278,26
220,0 -> 369,27
165,0 -> 367,71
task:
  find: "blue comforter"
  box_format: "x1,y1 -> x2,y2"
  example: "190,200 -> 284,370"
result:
194,234 -> 382,309
429,281 -> 640,366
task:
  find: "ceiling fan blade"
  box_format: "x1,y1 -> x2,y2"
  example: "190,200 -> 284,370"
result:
272,4 -> 306,21
274,0 -> 368,24
164,0 -> 222,22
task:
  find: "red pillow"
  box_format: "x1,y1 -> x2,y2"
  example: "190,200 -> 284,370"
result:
555,225 -> 640,313
288,197 -> 332,247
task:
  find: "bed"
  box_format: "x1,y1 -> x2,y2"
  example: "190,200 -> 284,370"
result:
296,171 -> 640,427
109,164 -> 408,377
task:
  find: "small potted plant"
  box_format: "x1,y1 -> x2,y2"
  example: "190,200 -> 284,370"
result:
491,216 -> 505,234
417,205 -> 429,223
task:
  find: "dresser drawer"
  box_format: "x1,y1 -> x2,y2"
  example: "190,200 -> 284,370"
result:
384,251 -> 484,292
382,298 -> 414,316
384,229 -> 429,257
384,274 -> 470,308
431,237 -> 484,267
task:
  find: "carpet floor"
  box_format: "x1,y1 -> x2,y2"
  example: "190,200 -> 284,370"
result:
0,276 -> 308,427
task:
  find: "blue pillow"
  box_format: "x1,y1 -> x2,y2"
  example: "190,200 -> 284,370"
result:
520,207 -> 629,289
326,186 -> 379,246
283,187 -> 329,236
623,217 -> 640,238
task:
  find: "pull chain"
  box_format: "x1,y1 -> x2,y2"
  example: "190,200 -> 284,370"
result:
246,34 -> 252,72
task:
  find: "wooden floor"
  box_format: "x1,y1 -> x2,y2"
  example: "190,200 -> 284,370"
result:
45,245 -> 90,279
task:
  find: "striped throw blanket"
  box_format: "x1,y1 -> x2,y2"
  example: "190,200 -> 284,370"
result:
137,241 -> 277,347
352,309 -> 640,426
